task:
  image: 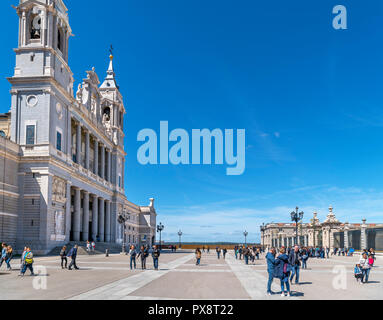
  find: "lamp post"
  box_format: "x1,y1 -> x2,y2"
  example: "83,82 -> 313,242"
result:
260,223 -> 266,252
178,230 -> 183,249
157,222 -> 164,251
290,207 -> 304,246
117,210 -> 127,254
243,230 -> 248,246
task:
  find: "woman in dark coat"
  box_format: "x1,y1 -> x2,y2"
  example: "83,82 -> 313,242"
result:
274,248 -> 291,297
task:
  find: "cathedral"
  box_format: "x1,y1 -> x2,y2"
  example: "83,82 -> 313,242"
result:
0,0 -> 157,254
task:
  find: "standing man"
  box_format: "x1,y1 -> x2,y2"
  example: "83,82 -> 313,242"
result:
223,248 -> 227,259
137,245 -> 148,270
129,245 -> 137,270
68,245 -> 79,270
152,245 -> 161,270
243,247 -> 249,265
266,248 -> 276,295
288,245 -> 301,284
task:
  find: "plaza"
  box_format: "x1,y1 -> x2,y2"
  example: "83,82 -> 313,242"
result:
1,250 -> 382,300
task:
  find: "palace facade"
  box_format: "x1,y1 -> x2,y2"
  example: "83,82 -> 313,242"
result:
261,206 -> 383,251
0,0 -> 156,254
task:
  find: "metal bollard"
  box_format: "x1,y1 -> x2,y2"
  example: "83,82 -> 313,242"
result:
105,249 -> 109,257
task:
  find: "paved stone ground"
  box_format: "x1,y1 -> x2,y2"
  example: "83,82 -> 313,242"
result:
0,250 -> 382,300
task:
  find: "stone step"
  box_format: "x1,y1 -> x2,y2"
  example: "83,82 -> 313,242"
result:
47,241 -> 124,256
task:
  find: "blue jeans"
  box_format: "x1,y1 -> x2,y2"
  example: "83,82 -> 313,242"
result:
130,257 -> 136,269
244,256 -> 249,265
362,268 -> 370,283
267,271 -> 274,293
153,257 -> 159,270
302,260 -> 307,269
6,258 -> 12,269
196,258 -> 200,265
217,252 -> 220,259
21,263 -> 34,275
235,252 -> 238,259
290,265 -> 300,283
281,277 -> 290,293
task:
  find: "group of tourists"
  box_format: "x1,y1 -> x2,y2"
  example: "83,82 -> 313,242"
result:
59,244 -> 80,270
169,245 -> 177,253
234,246 -> 261,264
0,243 -> 35,276
265,244 -> 377,297
128,245 -> 161,271
85,241 -> 96,253
354,249 -> 376,284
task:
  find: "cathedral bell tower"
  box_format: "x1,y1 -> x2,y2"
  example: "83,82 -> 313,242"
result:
8,0 -> 73,148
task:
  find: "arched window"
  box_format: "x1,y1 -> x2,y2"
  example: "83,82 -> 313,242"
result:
57,27 -> 64,52
103,106 -> 111,121
30,14 -> 41,39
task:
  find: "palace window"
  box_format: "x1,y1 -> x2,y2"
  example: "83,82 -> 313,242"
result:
26,125 -> 35,145
56,131 -> 62,151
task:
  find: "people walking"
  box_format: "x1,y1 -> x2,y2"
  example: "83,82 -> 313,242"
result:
0,243 -> 7,269
152,245 -> 161,270
243,247 -> 249,265
86,241 -> 91,253
129,245 -> 137,270
266,248 -> 276,295
137,245 -> 148,270
223,248 -> 227,259
68,245 -> 79,270
20,247 -> 34,276
274,248 -> 291,297
195,248 -> 202,266
288,245 -> 301,284
359,252 -> 371,283
216,247 -> 221,259
354,264 -> 363,284
5,245 -> 13,271
60,245 -> 68,269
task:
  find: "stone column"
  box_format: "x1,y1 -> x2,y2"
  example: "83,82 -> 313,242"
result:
82,191 -> 89,241
107,149 -> 111,182
73,187 -> 81,241
67,116 -> 72,159
344,223 -> 349,249
94,139 -> 99,175
65,183 -> 72,241
98,198 -> 105,242
91,194 -> 98,241
361,219 -> 367,250
100,144 -> 105,179
85,130 -> 90,170
105,200 -> 111,242
76,123 -> 82,165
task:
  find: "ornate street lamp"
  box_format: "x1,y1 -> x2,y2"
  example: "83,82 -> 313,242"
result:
157,222 -> 165,251
291,207 -> 304,246
178,230 -> 183,249
243,230 -> 248,246
117,209 -> 127,254
260,223 -> 266,252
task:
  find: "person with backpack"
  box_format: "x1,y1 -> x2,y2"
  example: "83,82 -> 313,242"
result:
129,245 -> 137,270
266,248 -> 276,295
195,248 -> 202,266
20,247 -> 34,276
288,245 -> 302,284
274,248 -> 291,297
137,245 -> 148,270
60,246 -> 67,269
5,245 -> 13,271
152,245 -> 161,270
67,245 -> 79,270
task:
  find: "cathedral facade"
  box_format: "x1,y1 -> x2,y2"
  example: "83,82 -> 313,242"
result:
0,0 -> 156,254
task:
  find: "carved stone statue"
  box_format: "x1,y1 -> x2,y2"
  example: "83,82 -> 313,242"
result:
75,83 -> 82,101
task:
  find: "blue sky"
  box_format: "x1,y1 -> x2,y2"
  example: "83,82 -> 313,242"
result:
1,0 -> 383,243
